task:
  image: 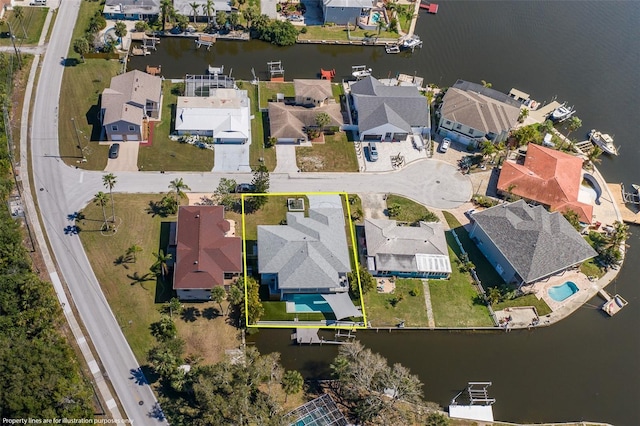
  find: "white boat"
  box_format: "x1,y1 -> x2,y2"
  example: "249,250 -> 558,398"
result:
589,129 -> 618,155
631,183 -> 639,194
208,64 -> 224,75
551,103 -> 575,121
385,45 -> 400,54
402,35 -> 423,49
352,65 -> 372,79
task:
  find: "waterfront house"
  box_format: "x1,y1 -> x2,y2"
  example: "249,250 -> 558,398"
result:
349,76 -> 430,143
173,0 -> 231,20
469,200 -> 596,287
497,143 -> 593,223
100,70 -> 162,142
322,0 -> 375,26
172,206 -> 242,301
257,195 -> 360,319
437,80 -> 520,146
175,88 -> 251,143
103,0 -> 160,20
268,79 -> 343,143
363,219 -> 452,279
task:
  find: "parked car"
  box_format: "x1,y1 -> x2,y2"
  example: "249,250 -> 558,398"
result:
368,142 -> 379,162
465,208 -> 477,218
287,15 -> 304,22
440,138 -> 451,153
108,143 -> 120,159
234,183 -> 256,193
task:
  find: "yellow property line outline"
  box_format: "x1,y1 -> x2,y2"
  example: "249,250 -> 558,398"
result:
240,192 -> 368,330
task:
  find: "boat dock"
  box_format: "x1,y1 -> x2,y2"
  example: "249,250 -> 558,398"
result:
607,183 -> 640,224
195,34 -> 216,50
292,328 -> 355,345
528,100 -> 562,123
419,2 -> 439,13
598,289 -> 628,317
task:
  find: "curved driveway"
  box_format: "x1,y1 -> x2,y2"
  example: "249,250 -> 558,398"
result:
29,1 -> 471,423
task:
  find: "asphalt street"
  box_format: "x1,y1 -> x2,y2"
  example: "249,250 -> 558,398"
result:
27,1 -> 471,422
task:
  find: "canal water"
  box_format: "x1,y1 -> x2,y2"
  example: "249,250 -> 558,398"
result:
129,2 -> 640,423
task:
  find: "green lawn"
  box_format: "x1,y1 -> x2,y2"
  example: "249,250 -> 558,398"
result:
386,194 -> 438,224
296,132 -> 358,172
244,82 -> 276,171
429,242 -> 493,327
262,301 -> 333,321
0,7 -> 49,46
137,83 -> 214,171
78,194 -> 173,362
258,81 -> 295,110
493,294 -> 552,317
331,83 -> 344,102
363,279 -> 429,327
298,25 -> 399,42
241,195 -> 290,241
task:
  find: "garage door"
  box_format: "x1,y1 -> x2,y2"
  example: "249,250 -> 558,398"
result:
111,134 -> 124,141
126,134 -> 139,141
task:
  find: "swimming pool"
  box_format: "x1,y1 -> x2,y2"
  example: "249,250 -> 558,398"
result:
548,281 -> 579,302
371,12 -> 382,24
288,294 -> 333,313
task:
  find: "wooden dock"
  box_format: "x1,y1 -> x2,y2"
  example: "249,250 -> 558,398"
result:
607,183 -> 640,224
291,328 -> 355,345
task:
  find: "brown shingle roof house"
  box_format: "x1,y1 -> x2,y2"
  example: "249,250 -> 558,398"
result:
173,206 -> 242,301
497,144 -> 593,223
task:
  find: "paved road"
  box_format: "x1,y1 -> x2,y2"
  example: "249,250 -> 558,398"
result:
29,0 -> 168,423
27,1 -> 470,422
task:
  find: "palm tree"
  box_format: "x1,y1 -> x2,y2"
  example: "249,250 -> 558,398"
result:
211,286 -> 227,314
103,173 -> 117,222
114,21 -> 128,48
126,244 -> 143,263
168,297 -> 182,318
73,38 -> 91,63
160,0 -> 174,32
566,116 -> 582,138
152,250 -> 172,279
281,370 -> 303,403
12,6 -> 27,39
204,0 -> 214,24
315,112 -> 330,131
169,178 -> 191,206
585,145 -> 603,168
94,192 -> 109,230
608,221 -> 629,248
189,2 -> 200,24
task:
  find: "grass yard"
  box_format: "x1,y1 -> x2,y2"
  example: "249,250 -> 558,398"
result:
331,83 -> 344,102
429,241 -> 494,327
262,301 -> 333,321
245,82 -> 276,171
0,7 -> 49,46
241,195 -> 290,241
493,294 -> 552,317
79,194 -> 240,363
296,132 -> 358,172
386,194 -> 438,223
258,82 -> 295,110
298,25 -> 399,42
137,83 -> 214,171
59,58 -> 120,170
363,279 -> 429,327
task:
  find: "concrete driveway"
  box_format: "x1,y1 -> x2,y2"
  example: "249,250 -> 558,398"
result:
213,144 -> 251,172
274,145 -> 298,173
360,138 -> 428,172
104,142 -> 139,172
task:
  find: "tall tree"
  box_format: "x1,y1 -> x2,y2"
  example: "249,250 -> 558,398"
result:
73,38 -> 91,63
281,370 -> 303,403
237,275 -> 263,325
216,10 -> 227,28
203,0 -> 214,24
566,115 -> 582,138
211,286 -> 227,314
114,21 -> 128,48
315,112 -> 330,130
102,173 -> 117,222
150,316 -> 178,341
251,164 -> 270,193
242,6 -> 259,29
189,2 -> 200,23
585,145 -> 603,168
168,297 -> 183,318
126,244 -> 143,262
94,192 -> 109,230
160,0 -> 174,32
227,284 -> 243,315
152,249 -> 172,279
169,177 -> 191,206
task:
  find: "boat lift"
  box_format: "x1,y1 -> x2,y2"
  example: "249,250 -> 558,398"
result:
449,382 -> 496,422
267,60 -> 285,82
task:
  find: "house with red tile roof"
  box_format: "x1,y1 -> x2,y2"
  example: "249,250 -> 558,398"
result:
497,144 -> 593,223
172,206 -> 242,301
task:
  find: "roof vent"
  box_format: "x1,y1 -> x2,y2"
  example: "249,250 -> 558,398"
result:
194,260 -> 198,264
196,214 -> 200,218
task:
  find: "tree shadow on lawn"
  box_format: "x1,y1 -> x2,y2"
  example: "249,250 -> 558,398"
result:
154,222 -> 176,303
181,306 -> 201,322
202,306 -> 222,319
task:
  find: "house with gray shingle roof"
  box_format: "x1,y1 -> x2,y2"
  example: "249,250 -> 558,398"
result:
437,79 -> 521,146
294,79 -> 333,107
364,219 -> 452,279
350,76 -> 430,142
257,196 -> 361,320
322,0 -> 374,25
469,200 -> 597,287
101,70 -> 162,142
103,0 -> 160,20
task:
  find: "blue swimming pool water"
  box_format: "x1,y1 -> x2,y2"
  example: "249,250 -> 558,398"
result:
548,281 -> 579,302
371,12 -> 381,24
289,294 -> 332,313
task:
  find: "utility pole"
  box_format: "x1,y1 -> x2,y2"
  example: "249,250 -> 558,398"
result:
6,22 -> 22,69
71,117 -> 85,161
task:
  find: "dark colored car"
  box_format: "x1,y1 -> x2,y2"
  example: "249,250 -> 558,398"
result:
108,143 -> 120,159
234,183 -> 256,193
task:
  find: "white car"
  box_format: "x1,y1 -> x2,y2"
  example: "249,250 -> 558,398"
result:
465,209 -> 477,218
440,138 -> 451,153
